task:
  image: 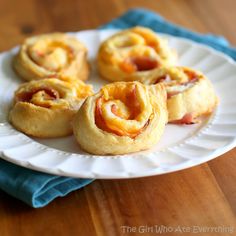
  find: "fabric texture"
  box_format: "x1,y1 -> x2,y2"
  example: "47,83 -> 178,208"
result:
0,8 -> 235,208
101,8 -> 236,59
0,159 -> 93,207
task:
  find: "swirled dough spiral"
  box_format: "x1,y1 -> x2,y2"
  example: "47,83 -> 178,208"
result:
13,33 -> 89,81
9,78 -> 93,137
147,66 -> 218,123
73,81 -> 168,155
97,27 -> 177,83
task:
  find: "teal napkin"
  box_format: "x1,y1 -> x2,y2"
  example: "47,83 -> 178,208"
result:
0,8 -> 235,208
0,160 -> 93,207
101,8 -> 236,59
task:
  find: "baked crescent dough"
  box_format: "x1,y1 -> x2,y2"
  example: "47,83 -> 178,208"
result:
97,27 -> 177,83
13,33 -> 89,81
148,67 -> 218,123
9,78 -> 93,138
73,81 -> 168,155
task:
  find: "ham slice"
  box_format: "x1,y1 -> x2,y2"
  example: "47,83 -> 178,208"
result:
120,56 -> 158,73
16,88 -> 60,103
171,113 -> 195,125
95,87 -> 150,138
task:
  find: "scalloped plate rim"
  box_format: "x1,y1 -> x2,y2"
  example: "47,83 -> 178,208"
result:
0,29 -> 235,179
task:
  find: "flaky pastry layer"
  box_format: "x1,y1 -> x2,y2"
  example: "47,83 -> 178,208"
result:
14,33 -> 89,81
97,27 -> 177,83
73,81 -> 168,155
147,66 -> 218,123
9,78 -> 93,138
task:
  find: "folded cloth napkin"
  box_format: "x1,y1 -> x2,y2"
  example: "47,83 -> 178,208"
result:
101,8 -> 236,59
1,8 -> 236,208
0,159 -> 93,207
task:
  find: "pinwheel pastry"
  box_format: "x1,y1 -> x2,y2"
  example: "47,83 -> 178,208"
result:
13,33 -> 89,81
9,78 -> 93,138
73,81 -> 168,155
146,66 -> 218,124
97,26 -> 177,83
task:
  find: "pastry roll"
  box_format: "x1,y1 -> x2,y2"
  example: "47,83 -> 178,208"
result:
13,33 -> 89,81
73,81 -> 168,155
97,26 -> 177,83
9,78 -> 93,138
150,67 -> 218,124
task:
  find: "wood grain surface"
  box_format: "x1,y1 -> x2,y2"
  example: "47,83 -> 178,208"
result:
0,0 -> 236,235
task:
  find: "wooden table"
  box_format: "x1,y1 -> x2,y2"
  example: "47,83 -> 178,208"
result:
0,0 -> 235,235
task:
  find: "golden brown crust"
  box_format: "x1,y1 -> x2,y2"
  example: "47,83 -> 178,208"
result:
13,33 -> 89,81
167,76 -> 218,122
9,78 -> 93,138
73,81 -> 168,155
148,66 -> 218,123
97,27 -> 177,83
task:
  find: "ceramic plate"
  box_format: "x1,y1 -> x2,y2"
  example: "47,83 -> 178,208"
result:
0,29 -> 236,179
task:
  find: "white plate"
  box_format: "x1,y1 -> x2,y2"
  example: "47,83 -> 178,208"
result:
0,29 -> 236,179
